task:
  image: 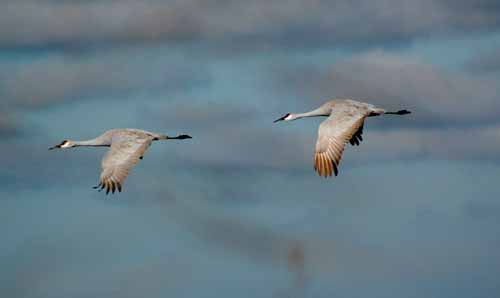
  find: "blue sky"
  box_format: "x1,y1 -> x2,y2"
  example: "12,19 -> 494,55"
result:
1,1 -> 500,297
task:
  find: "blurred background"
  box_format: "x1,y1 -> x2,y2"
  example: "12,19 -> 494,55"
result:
1,1 -> 500,297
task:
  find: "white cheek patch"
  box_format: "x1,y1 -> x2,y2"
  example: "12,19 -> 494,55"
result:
284,114 -> 293,121
61,142 -> 71,148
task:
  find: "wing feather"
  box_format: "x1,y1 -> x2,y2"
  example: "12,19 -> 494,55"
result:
314,105 -> 369,178
98,135 -> 153,194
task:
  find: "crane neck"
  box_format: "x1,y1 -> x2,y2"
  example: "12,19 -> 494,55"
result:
293,107 -> 331,120
72,135 -> 111,147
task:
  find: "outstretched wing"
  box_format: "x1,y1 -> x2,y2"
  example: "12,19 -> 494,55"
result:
314,105 -> 369,177
96,135 -> 153,194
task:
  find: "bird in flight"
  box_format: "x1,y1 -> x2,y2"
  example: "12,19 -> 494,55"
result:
49,129 -> 192,194
274,99 -> 410,177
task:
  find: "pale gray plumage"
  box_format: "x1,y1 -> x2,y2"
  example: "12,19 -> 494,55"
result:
274,99 -> 410,178
49,129 -> 192,194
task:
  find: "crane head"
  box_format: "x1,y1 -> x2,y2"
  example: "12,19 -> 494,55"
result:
274,113 -> 293,123
48,140 -> 72,150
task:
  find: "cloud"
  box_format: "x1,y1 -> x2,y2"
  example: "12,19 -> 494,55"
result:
0,51 -> 210,109
0,1 -> 199,49
271,51 -> 500,128
1,0 -> 499,51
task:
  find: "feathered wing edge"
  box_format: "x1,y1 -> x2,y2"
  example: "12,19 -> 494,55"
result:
314,116 -> 366,178
94,138 -> 152,194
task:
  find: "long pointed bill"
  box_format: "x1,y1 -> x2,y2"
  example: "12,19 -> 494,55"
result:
274,114 -> 290,123
49,140 -> 68,150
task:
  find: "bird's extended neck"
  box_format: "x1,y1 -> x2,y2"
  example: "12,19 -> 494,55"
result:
72,135 -> 111,147
292,107 -> 331,120
72,140 -> 108,147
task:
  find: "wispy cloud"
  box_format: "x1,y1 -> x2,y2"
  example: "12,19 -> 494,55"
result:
1,51 -> 210,109
2,0 -> 499,51
1,2 -> 500,298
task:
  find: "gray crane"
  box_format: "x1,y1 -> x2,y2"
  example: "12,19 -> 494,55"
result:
49,129 -> 192,194
274,99 -> 410,178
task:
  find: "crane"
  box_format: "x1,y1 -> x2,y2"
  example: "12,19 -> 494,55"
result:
49,129 -> 192,194
274,99 -> 410,177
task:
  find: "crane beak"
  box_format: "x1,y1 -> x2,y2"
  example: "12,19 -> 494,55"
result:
49,140 -> 69,150
273,114 -> 289,123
